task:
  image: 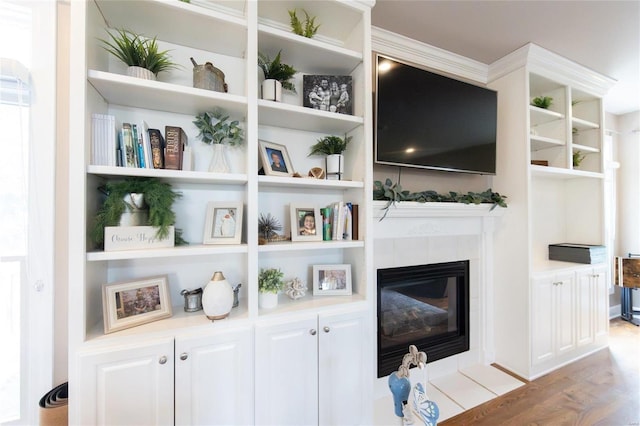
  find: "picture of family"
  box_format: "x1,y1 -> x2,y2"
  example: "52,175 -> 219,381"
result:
303,75 -> 353,115
313,264 -> 352,296
116,285 -> 161,319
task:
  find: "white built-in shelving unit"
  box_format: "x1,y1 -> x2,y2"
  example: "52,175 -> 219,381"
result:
68,1 -> 373,424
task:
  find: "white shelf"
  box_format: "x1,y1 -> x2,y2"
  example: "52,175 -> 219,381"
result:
87,165 -> 248,185
258,99 -> 363,133
529,105 -> 564,126
572,143 -> 600,154
87,243 -> 249,261
257,293 -> 367,318
88,70 -> 248,119
571,116 -> 600,130
258,24 -> 362,74
95,0 -> 248,57
258,240 -> 364,253
530,164 -> 604,179
530,135 -> 564,150
258,175 -> 363,189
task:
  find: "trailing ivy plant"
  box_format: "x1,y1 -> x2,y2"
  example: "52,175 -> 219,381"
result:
373,178 -> 508,220
288,9 -> 320,38
91,177 -> 186,247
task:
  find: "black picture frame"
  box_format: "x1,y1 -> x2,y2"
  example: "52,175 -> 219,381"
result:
303,75 -> 353,115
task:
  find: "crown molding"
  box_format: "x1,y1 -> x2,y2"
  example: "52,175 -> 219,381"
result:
372,26 -> 488,84
488,43 -> 616,97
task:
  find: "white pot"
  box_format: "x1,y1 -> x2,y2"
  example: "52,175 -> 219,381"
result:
202,271 -> 234,320
127,66 -> 156,81
119,193 -> 148,226
326,154 -> 344,180
261,79 -> 282,102
259,291 -> 278,309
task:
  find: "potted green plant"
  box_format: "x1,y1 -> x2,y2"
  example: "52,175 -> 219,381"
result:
288,9 -> 320,38
531,96 -> 553,109
258,267 -> 284,309
573,150 -> 586,168
258,50 -> 297,101
308,134 -> 352,179
91,177 -> 184,247
193,108 -> 243,173
99,28 -> 179,80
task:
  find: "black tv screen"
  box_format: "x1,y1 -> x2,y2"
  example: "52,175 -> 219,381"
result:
375,55 -> 497,175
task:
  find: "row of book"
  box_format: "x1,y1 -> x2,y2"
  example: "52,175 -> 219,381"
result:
91,114 -> 190,171
321,202 -> 358,241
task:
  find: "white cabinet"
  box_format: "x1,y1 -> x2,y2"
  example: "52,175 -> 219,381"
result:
489,44 -> 614,379
78,338 -> 175,426
531,271 -> 575,365
255,309 -> 369,426
78,327 -> 253,426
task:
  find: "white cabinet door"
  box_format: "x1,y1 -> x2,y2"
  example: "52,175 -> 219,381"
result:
592,266 -> 609,339
555,273 -> 576,356
255,316 -> 318,426
532,274 -> 555,364
318,310 -> 369,426
175,326 -> 253,426
78,338 -> 174,426
576,269 -> 594,346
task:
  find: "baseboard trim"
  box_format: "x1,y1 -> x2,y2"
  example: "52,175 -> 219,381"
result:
610,304 -> 621,319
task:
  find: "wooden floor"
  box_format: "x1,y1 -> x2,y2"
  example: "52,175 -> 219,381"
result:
440,318 -> 640,426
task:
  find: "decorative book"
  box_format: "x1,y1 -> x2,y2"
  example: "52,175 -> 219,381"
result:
148,128 -> 165,169
164,126 -> 187,170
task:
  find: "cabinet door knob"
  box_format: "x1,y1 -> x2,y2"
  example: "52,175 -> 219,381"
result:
159,355 -> 168,365
180,352 -> 188,361
310,329 -> 317,336
323,326 -> 330,333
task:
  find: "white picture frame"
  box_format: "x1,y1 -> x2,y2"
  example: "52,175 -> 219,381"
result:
313,264 -> 352,296
203,201 -> 243,245
102,275 -> 172,334
290,204 -> 322,242
259,140 -> 294,177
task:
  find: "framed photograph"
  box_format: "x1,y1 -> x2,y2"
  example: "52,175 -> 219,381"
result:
313,264 -> 352,296
259,140 -> 294,177
303,75 -> 353,115
203,201 -> 243,244
102,275 -> 172,334
290,204 -> 322,242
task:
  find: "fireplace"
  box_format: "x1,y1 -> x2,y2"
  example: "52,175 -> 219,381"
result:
377,260 -> 470,377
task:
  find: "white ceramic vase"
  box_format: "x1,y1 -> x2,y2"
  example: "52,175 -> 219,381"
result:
259,291 -> 278,309
127,66 -> 156,81
261,79 -> 282,102
202,271 -> 234,321
326,154 -> 344,180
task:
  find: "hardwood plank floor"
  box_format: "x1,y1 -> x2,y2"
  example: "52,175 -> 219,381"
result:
439,318 -> 640,426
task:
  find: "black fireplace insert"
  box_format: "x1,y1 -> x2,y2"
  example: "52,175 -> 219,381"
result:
377,260 -> 470,377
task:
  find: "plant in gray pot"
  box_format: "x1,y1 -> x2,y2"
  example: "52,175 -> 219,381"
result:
99,28 -> 179,80
258,50 -> 297,102
308,134 -> 352,180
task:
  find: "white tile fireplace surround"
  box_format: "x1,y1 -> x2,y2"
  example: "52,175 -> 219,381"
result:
371,201 -> 523,423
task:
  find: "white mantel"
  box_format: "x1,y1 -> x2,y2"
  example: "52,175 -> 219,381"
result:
372,201 -> 505,401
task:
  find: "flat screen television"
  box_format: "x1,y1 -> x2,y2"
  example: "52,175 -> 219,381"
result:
375,55 -> 497,175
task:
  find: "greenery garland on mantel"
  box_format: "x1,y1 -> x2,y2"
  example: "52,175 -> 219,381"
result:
373,178 -> 508,220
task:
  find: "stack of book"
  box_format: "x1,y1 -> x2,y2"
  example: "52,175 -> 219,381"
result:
321,202 -> 358,241
548,243 -> 607,264
91,114 -> 191,171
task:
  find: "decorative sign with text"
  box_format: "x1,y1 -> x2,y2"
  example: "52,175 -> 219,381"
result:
104,226 -> 175,252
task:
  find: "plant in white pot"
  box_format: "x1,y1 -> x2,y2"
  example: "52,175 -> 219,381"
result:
258,267 -> 284,309
257,50 -> 297,102
193,108 -> 243,173
99,28 -> 179,80
308,134 -> 352,180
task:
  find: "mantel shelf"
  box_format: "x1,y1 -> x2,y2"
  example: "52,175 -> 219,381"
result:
372,201 -> 505,220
